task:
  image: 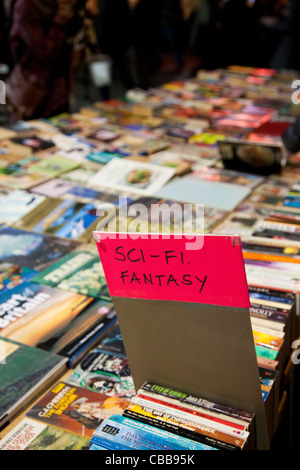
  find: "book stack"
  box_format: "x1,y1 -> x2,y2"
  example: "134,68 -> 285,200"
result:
90,382 -> 255,451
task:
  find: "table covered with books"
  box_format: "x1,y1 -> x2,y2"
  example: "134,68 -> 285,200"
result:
0,65 -> 300,451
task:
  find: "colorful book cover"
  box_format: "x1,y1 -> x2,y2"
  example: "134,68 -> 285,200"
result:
103,414 -> 217,450
88,158 -> 175,196
95,324 -> 127,358
0,337 -> 67,427
26,382 -> 130,439
92,418 -> 205,451
32,251 -> 110,300
0,263 -> 37,294
66,349 -> 136,399
0,190 -> 45,224
27,155 -> 79,177
0,282 -> 93,352
0,418 -> 90,450
0,227 -> 80,271
30,179 -> 76,198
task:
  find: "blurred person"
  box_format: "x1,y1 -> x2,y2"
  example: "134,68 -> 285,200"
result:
218,0 -> 261,67
95,0 -> 135,95
266,0 -> 300,70
6,0 -> 86,122
130,0 -> 166,89
189,0 -> 222,69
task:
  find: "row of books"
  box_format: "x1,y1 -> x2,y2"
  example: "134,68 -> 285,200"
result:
90,381 -> 256,451
0,64 -> 300,449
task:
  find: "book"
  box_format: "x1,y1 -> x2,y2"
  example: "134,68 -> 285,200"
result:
138,382 -> 254,426
27,155 -> 79,178
66,349 -> 136,399
94,324 -> 127,358
0,418 -> 90,450
0,337 -> 67,427
92,416 -> 215,451
32,251 -> 110,300
218,138 -> 286,176
26,382 -> 130,439
0,263 -> 37,294
131,395 -> 250,437
0,190 -> 45,224
30,179 -> 76,198
154,174 -> 251,211
101,414 -> 217,450
0,282 -> 93,348
88,158 -> 176,196
0,227 -> 80,271
123,404 -> 246,450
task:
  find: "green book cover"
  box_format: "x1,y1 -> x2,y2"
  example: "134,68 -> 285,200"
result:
33,251 -> 110,300
0,337 -> 67,426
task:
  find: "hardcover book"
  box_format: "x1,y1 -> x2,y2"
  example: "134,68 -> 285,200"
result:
0,337 -> 67,427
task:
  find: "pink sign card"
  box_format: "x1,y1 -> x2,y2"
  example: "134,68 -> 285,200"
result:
93,232 -> 251,309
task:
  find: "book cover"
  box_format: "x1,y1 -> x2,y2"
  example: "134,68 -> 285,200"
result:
0,263 -> 37,294
88,158 -> 175,196
95,324 -> 127,358
30,179 -> 76,198
66,349 -> 136,399
0,190 -> 45,224
0,227 -> 80,271
0,282 -> 94,352
26,382 -> 130,439
27,155 -> 79,178
0,418 -> 90,450
32,251 -> 110,300
92,417 -> 212,451
0,337 -> 67,427
105,414 -> 216,450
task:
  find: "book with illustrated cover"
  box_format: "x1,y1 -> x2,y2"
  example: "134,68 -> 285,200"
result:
0,189 -> 45,224
0,418 -> 90,451
66,349 -> 136,399
0,227 -> 80,271
88,158 -> 175,196
27,155 -> 79,178
0,282 -> 93,350
15,198 -> 101,242
11,136 -> 56,153
0,337 -> 67,427
30,179 -> 76,198
0,263 -> 37,294
95,324 -> 127,358
26,382 -> 130,439
32,251 -> 110,300
217,139 -> 286,175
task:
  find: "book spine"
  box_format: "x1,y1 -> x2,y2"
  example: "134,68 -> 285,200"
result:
123,409 -> 239,451
108,414 -> 215,451
140,382 -> 253,424
135,392 -> 248,431
90,435 -> 132,451
132,396 -> 249,439
123,404 -> 246,450
93,421 -> 188,451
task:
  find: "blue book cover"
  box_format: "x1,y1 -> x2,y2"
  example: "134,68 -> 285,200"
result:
107,414 -> 216,451
93,417 -> 215,451
90,435 -> 132,451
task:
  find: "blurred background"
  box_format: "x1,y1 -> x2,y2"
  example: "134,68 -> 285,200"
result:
1,0 -> 300,124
